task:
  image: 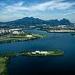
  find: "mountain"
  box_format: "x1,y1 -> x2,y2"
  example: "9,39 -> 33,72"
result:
5,17 -> 45,26
45,19 -> 60,25
0,17 -> 73,26
59,18 -> 72,25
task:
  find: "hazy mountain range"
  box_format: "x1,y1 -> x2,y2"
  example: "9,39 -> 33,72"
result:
0,17 -> 73,26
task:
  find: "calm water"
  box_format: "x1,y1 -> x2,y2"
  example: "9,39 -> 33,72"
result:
0,29 -> 75,75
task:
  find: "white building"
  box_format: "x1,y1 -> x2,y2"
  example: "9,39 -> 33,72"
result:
32,51 -> 49,55
57,25 -> 66,28
12,31 -> 20,35
9,28 -> 22,32
26,35 -> 33,38
0,29 -> 9,35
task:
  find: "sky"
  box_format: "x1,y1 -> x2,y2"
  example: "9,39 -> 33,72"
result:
0,0 -> 75,22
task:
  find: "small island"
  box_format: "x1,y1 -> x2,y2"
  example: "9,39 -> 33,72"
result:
0,50 -> 64,75
21,50 -> 64,56
1,50 -> 64,57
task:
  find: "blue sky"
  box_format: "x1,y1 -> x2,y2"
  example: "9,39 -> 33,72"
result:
0,0 -> 75,22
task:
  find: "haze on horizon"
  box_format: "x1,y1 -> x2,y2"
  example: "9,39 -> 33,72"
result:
0,0 -> 75,23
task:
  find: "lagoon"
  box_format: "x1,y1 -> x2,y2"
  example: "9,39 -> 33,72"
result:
0,29 -> 75,75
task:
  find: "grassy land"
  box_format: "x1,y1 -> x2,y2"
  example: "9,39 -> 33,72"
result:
0,57 -> 8,75
21,50 -> 64,56
0,50 -> 64,57
0,33 -> 44,43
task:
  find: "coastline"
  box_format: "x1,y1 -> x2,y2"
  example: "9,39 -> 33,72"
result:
0,50 -> 64,75
46,29 -> 75,33
1,50 -> 64,57
0,57 -> 9,75
0,34 -> 44,44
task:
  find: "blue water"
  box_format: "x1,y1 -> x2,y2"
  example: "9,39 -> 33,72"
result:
0,29 -> 75,74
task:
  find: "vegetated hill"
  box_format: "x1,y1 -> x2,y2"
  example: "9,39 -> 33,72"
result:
0,17 -> 73,26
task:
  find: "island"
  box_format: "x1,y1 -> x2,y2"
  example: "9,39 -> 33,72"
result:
0,50 -> 64,75
1,50 -> 64,57
21,50 -> 64,56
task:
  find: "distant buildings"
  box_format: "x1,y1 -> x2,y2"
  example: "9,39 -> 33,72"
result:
31,51 -> 49,55
57,25 -> 66,28
0,28 -> 24,35
26,35 -> 33,38
12,31 -> 21,35
0,29 -> 9,35
0,25 -> 75,35
31,51 -> 55,55
10,29 -> 24,35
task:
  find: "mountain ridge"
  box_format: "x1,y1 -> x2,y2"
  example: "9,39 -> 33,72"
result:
0,17 -> 73,26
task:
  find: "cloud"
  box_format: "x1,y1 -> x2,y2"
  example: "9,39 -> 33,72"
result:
64,12 -> 75,16
31,0 -> 75,11
3,0 -> 75,13
63,12 -> 75,23
3,2 -> 27,13
0,0 -> 75,22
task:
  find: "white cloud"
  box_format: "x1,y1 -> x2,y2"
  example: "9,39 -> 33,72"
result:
3,0 -> 75,13
63,12 -> 75,23
4,2 -> 27,13
0,0 -> 75,22
64,12 -> 75,16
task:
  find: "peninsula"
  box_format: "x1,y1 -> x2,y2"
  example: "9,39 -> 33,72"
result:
0,57 -> 8,75
0,29 -> 44,44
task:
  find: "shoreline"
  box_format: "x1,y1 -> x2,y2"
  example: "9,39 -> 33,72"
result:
46,30 -> 75,33
0,50 -> 64,75
0,34 -> 44,44
0,57 -> 9,75
0,50 -> 64,57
